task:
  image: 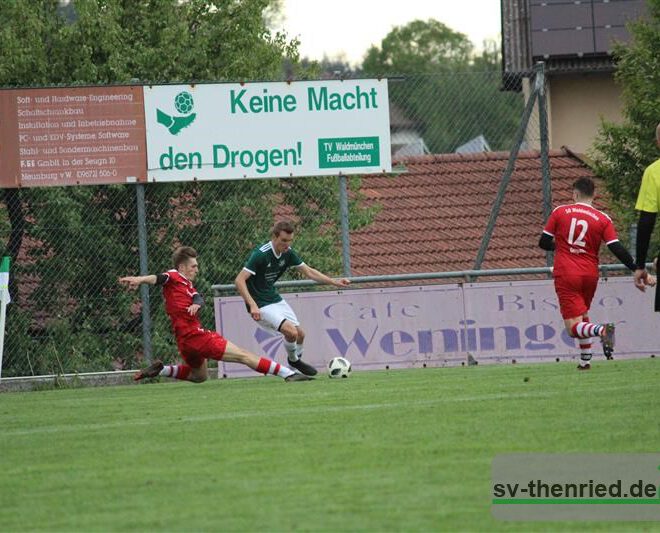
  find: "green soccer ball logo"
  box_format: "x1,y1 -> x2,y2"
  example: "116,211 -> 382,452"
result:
174,91 -> 194,114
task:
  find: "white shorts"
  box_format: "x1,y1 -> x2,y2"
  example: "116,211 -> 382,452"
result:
258,300 -> 300,332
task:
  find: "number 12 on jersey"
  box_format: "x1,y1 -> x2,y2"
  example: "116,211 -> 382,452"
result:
568,217 -> 588,247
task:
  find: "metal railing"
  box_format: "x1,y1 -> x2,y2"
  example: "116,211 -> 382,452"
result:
213,263 -> 641,295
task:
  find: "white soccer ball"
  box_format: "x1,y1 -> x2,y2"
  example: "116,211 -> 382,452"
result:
327,357 -> 352,378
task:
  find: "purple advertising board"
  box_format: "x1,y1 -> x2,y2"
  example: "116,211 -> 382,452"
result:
213,277 -> 657,377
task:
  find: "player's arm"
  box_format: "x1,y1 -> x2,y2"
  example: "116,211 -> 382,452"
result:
234,269 -> 261,321
118,273 -> 168,290
606,241 -> 637,272
632,211 -> 657,291
187,291 -> 204,316
633,163 -> 658,289
297,264 -> 350,287
538,232 -> 555,251
636,211 -> 656,270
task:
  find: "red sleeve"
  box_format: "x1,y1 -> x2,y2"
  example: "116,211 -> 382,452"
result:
543,210 -> 557,236
602,218 -> 618,244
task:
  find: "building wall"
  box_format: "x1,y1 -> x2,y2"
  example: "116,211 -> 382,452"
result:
547,72 -> 624,153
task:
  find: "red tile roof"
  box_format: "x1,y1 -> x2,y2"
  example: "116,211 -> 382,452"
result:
350,149 -> 618,276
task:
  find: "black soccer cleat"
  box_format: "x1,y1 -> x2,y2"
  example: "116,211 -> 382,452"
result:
577,363 -> 591,371
600,323 -> 615,360
133,359 -> 164,381
285,373 -> 315,382
288,358 -> 318,376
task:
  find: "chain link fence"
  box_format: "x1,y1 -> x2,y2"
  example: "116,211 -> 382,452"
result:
387,70 -> 541,156
0,68 -> 547,378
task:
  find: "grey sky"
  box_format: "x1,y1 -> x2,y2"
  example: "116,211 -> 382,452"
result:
276,0 -> 502,65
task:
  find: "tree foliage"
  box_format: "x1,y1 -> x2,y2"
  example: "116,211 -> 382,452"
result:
363,20 -> 522,153
592,0 -> 660,231
363,19 -> 473,74
0,0 -> 300,86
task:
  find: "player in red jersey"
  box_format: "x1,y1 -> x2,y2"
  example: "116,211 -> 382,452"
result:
119,246 -> 312,383
539,178 -> 638,370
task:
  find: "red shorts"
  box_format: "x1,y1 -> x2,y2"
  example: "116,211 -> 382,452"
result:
554,275 -> 598,319
176,329 -> 228,369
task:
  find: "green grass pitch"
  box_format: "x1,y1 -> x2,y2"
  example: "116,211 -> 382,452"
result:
1,359 -> 659,532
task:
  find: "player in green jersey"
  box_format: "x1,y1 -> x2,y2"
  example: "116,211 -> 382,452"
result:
235,221 -> 350,376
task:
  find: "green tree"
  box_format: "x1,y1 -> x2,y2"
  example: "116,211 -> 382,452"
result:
0,0 -> 299,86
592,0 -> 660,236
363,20 -> 522,153
363,19 -> 473,74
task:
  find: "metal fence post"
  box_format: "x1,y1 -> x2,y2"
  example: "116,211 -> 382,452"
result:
135,183 -> 152,363
536,61 -> 553,269
338,175 -> 352,277
473,77 -> 539,270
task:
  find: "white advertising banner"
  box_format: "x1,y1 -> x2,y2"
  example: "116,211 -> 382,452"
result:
143,79 -> 391,181
214,277 -> 657,377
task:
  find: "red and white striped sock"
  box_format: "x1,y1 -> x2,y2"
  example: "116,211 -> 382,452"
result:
256,357 -> 294,379
571,322 -> 603,339
160,364 -> 192,380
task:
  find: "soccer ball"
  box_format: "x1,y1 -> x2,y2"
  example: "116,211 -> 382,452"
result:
174,91 -> 194,114
327,357 -> 351,378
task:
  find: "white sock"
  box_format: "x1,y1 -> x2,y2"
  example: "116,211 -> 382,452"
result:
284,340 -> 298,362
295,343 -> 304,360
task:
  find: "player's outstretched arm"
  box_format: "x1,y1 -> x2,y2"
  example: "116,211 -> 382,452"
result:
298,264 -> 350,287
118,275 -> 158,290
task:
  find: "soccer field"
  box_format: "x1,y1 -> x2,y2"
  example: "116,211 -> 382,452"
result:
1,360 -> 659,532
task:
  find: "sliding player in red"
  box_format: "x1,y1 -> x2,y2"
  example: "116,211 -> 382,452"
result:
120,246 -> 312,383
539,178 -> 639,370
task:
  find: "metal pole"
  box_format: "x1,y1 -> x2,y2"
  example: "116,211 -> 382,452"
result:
473,84 -> 539,270
135,183 -> 152,363
338,175 -> 352,276
536,61 -> 553,268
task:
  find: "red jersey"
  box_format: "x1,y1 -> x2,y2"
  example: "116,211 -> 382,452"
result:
543,202 -> 618,277
161,269 -> 202,338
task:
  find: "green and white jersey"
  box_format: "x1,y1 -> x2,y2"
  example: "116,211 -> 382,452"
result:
243,241 -> 304,307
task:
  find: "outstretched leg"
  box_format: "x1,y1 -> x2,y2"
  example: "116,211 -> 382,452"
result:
134,359 -> 205,382
222,341 -> 313,381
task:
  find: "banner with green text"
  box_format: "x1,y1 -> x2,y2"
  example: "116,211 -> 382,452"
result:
143,79 -> 391,181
